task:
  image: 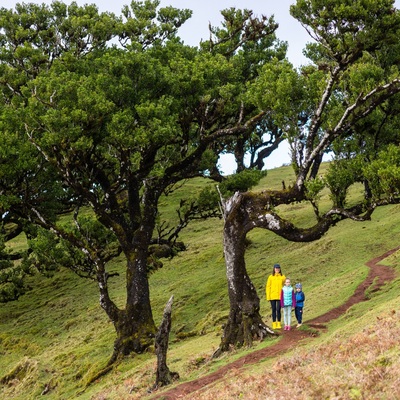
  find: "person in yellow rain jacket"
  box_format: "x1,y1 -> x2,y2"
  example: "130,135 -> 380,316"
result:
266,264 -> 286,330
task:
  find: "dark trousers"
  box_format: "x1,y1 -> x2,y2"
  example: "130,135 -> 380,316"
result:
295,306 -> 303,323
270,300 -> 281,322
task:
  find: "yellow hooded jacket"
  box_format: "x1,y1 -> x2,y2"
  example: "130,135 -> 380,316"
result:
266,273 -> 286,301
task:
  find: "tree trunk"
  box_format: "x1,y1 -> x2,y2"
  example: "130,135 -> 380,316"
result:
100,185 -> 161,363
111,308 -> 156,362
215,193 -> 275,356
152,295 -> 179,390
107,251 -> 157,364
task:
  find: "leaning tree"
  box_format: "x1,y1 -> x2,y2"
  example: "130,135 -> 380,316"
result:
215,0 -> 400,354
0,0 -> 287,363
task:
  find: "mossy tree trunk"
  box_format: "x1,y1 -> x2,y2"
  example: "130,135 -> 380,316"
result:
96,229 -> 157,364
215,193 -> 275,356
216,185 -> 363,355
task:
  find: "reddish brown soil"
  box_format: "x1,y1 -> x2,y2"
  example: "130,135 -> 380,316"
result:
151,247 -> 399,400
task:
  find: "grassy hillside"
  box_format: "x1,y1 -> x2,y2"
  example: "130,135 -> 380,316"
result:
1,163 -> 399,399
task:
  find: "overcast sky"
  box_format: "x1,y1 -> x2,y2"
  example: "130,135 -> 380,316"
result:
2,1 -> 399,172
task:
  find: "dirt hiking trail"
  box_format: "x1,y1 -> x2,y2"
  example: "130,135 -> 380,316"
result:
151,247 -> 399,399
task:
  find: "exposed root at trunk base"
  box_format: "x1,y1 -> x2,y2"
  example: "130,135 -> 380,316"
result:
213,316 -> 277,359
83,364 -> 115,389
148,371 -> 180,394
76,361 -> 116,395
84,331 -> 156,391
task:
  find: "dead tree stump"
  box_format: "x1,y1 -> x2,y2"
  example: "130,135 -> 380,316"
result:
153,295 -> 179,390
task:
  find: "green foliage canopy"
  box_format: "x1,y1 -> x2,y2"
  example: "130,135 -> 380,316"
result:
0,0 -> 286,358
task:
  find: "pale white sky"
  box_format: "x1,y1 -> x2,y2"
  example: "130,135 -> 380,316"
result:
3,1 -> 398,172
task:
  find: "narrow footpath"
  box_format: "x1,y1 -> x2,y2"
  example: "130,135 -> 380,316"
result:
151,247 -> 399,399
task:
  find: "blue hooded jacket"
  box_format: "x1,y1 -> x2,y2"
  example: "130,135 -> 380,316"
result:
295,290 -> 305,308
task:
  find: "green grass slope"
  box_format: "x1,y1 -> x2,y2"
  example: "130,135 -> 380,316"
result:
1,164 -> 399,399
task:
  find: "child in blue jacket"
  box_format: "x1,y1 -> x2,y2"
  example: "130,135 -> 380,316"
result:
294,283 -> 305,327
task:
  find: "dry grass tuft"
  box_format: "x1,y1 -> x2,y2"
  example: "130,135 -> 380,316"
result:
189,310 -> 400,400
